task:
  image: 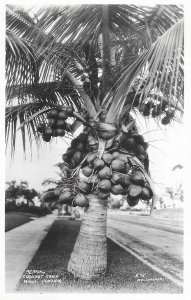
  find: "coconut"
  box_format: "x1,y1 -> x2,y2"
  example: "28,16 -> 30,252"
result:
93,158 -> 105,171
77,180 -> 92,193
112,151 -> 119,160
98,179 -> 112,192
82,166 -> 93,177
161,116 -> 171,125
111,159 -> 125,172
37,123 -> 46,133
121,174 -> 131,188
133,134 -> 144,144
52,130 -> 58,137
98,166 -> 112,179
123,163 -> 130,174
142,142 -> 149,150
131,171 -> 145,186
111,172 -> 123,185
75,142 -> 86,152
141,186 -> 153,200
42,133 -> 51,142
87,153 -> 97,164
102,153 -> 113,165
134,144 -> 144,155
141,104 -> 151,116
117,154 -> 128,163
58,190 -> 73,204
62,154 -> 71,164
73,193 -> 89,207
69,159 -> 77,169
111,184 -> 124,195
128,185 -> 142,199
56,120 -> 66,129
137,154 -> 145,162
72,151 -> 83,164
66,147 -> 75,158
47,109 -> 59,119
125,137 -> 136,150
58,110 -> 68,120
78,133 -> 88,143
43,191 -> 57,202
126,197 -> 139,207
44,127 -> 53,136
151,105 -> 163,118
98,190 -> 110,199
66,106 -> 74,116
48,118 -> 57,128
55,128 -> 65,136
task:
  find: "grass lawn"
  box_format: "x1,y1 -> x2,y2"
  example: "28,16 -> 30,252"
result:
5,211 -> 38,232
17,218 -> 182,293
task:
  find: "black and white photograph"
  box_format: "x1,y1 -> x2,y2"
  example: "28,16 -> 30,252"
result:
3,1 -> 189,297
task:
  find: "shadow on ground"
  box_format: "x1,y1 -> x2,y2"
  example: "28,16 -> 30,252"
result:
17,218 -> 183,293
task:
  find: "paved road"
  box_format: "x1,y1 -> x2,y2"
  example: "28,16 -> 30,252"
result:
107,209 -> 183,283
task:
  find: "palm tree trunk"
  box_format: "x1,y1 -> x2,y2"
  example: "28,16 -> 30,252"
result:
67,193 -> 107,280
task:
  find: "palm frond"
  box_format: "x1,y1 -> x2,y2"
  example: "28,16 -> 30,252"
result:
106,18 -> 184,123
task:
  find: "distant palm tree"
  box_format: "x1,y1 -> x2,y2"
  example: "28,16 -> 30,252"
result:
6,5 -> 184,279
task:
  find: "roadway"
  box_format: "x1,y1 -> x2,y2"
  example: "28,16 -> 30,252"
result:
107,208 -> 183,283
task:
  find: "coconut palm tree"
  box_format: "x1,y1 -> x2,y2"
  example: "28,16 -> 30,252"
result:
5,4 -> 184,280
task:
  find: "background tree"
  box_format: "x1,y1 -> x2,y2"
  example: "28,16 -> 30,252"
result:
5,5 -> 184,280
5,180 -> 20,203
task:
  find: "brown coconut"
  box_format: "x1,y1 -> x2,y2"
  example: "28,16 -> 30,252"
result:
126,197 -> 139,207
111,172 -> 123,185
77,180 -> 92,193
73,193 -> 89,207
128,185 -> 142,199
72,151 -> 83,164
55,128 -> 65,136
117,153 -> 128,163
111,184 -> 124,195
58,190 -> 73,204
111,159 -> 125,172
131,170 -> 145,186
82,166 -> 93,177
98,166 -> 112,179
121,174 -> 131,188
141,186 -> 153,200
102,153 -> 113,165
93,158 -> 105,171
98,179 -> 112,193
98,190 -> 110,199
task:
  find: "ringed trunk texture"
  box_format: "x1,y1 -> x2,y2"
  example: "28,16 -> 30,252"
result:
67,193 -> 107,280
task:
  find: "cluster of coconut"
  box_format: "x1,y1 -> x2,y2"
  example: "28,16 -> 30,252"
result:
37,106 -> 73,142
62,133 -> 88,169
57,150 -> 153,209
138,100 -> 175,125
119,133 -> 148,163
